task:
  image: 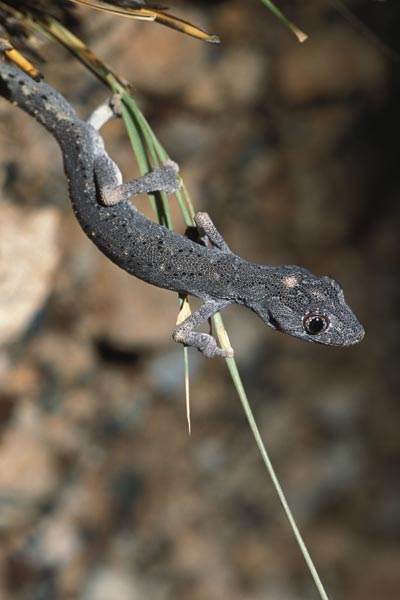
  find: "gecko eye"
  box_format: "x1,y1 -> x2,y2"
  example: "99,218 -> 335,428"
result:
303,312 -> 330,335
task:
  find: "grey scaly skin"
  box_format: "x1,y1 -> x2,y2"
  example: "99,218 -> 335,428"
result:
0,62 -> 364,357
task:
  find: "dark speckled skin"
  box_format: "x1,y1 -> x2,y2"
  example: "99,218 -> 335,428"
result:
0,62 -> 364,356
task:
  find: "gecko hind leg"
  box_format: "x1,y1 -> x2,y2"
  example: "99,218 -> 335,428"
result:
89,96 -> 180,205
173,299 -> 234,358
194,212 -> 232,254
96,160 -> 180,206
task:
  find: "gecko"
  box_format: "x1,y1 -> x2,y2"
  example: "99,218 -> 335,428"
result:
0,62 -> 364,357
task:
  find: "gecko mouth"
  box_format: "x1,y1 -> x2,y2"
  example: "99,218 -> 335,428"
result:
347,325 -> 365,345
313,322 -> 365,347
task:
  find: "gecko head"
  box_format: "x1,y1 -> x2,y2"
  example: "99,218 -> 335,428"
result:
251,266 -> 365,347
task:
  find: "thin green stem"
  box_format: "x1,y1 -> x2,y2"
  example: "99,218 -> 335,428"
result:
259,0 -> 308,42
213,311 -> 330,600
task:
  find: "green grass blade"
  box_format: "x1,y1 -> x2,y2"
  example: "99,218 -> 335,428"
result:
213,311 -> 330,600
259,0 -> 308,42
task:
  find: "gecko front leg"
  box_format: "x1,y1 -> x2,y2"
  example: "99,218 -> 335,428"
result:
194,212 -> 232,253
172,213 -> 234,357
173,298 -> 234,358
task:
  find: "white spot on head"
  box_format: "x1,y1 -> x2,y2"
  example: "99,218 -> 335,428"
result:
282,275 -> 298,288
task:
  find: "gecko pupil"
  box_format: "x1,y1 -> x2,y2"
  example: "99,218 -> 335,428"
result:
303,313 -> 329,335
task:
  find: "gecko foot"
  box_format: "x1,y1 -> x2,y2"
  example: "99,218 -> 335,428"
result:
172,299 -> 233,358
140,163 -> 180,196
109,94 -> 123,117
173,329 -> 233,359
195,212 -> 232,253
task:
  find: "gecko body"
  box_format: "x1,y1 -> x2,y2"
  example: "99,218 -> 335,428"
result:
0,63 -> 364,357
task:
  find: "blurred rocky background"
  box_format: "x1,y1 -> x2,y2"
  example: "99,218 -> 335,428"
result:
0,1 -> 399,598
